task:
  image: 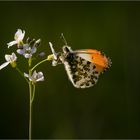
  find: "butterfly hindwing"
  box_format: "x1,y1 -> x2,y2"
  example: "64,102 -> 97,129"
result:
63,52 -> 100,88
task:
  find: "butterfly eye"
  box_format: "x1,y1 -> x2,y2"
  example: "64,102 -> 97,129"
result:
62,45 -> 72,53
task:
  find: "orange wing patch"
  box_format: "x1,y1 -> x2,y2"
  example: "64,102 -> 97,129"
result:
86,49 -> 111,73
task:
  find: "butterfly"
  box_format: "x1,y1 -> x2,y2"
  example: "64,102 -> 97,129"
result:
49,35 -> 112,88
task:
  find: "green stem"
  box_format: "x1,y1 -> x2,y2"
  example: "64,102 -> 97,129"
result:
29,57 -> 32,140
29,80 -> 32,140
31,84 -> 36,103
31,58 -> 49,72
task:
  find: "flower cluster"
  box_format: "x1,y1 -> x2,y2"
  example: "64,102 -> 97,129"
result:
0,29 -> 55,140
0,29 -> 44,83
24,71 -> 44,83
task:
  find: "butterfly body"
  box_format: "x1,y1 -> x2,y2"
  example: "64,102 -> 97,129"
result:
49,43 -> 111,88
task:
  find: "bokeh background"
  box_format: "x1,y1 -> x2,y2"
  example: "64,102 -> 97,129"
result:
0,1 -> 140,139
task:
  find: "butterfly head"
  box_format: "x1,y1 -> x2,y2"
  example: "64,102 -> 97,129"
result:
62,45 -> 73,53
60,33 -> 73,53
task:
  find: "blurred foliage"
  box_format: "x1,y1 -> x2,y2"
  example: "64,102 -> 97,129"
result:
0,1 -> 140,139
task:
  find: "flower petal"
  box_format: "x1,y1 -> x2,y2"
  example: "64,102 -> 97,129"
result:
32,70 -> 37,78
0,62 -> 10,70
37,72 -> 43,77
20,30 -> 25,40
36,72 -> 44,82
24,53 -> 32,58
7,40 -> 17,48
49,42 -> 57,60
31,46 -> 37,54
24,73 -> 34,81
36,76 -> 44,82
15,29 -> 25,41
11,53 -> 17,61
5,54 -> 11,62
17,49 -> 25,55
24,73 -> 29,78
5,53 -> 17,62
24,44 -> 30,50
24,71 -> 44,83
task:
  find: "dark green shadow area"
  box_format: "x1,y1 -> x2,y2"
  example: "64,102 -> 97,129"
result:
0,1 -> 140,139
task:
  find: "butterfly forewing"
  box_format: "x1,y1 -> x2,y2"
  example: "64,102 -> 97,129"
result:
75,49 -> 112,73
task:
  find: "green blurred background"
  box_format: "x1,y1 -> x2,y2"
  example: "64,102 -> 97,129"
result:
0,1 -> 140,139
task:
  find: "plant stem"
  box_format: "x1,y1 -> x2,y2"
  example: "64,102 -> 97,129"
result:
31,84 -> 36,103
16,67 -> 32,140
29,80 -> 32,140
29,57 -> 32,140
31,58 -> 49,72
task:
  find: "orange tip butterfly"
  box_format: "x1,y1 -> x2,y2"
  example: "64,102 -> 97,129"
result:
49,34 -> 112,88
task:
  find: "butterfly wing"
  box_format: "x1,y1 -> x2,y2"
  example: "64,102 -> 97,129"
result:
63,51 -> 101,88
62,49 -> 111,88
75,49 -> 112,73
49,42 -> 111,88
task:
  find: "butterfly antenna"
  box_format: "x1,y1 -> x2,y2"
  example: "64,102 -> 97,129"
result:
61,33 -> 68,45
49,42 -> 57,60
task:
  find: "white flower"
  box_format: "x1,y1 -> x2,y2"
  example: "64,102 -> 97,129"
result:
24,70 -> 44,83
0,53 -> 17,70
7,29 -> 25,48
17,44 -> 37,58
16,39 -> 40,58
49,42 -> 57,60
